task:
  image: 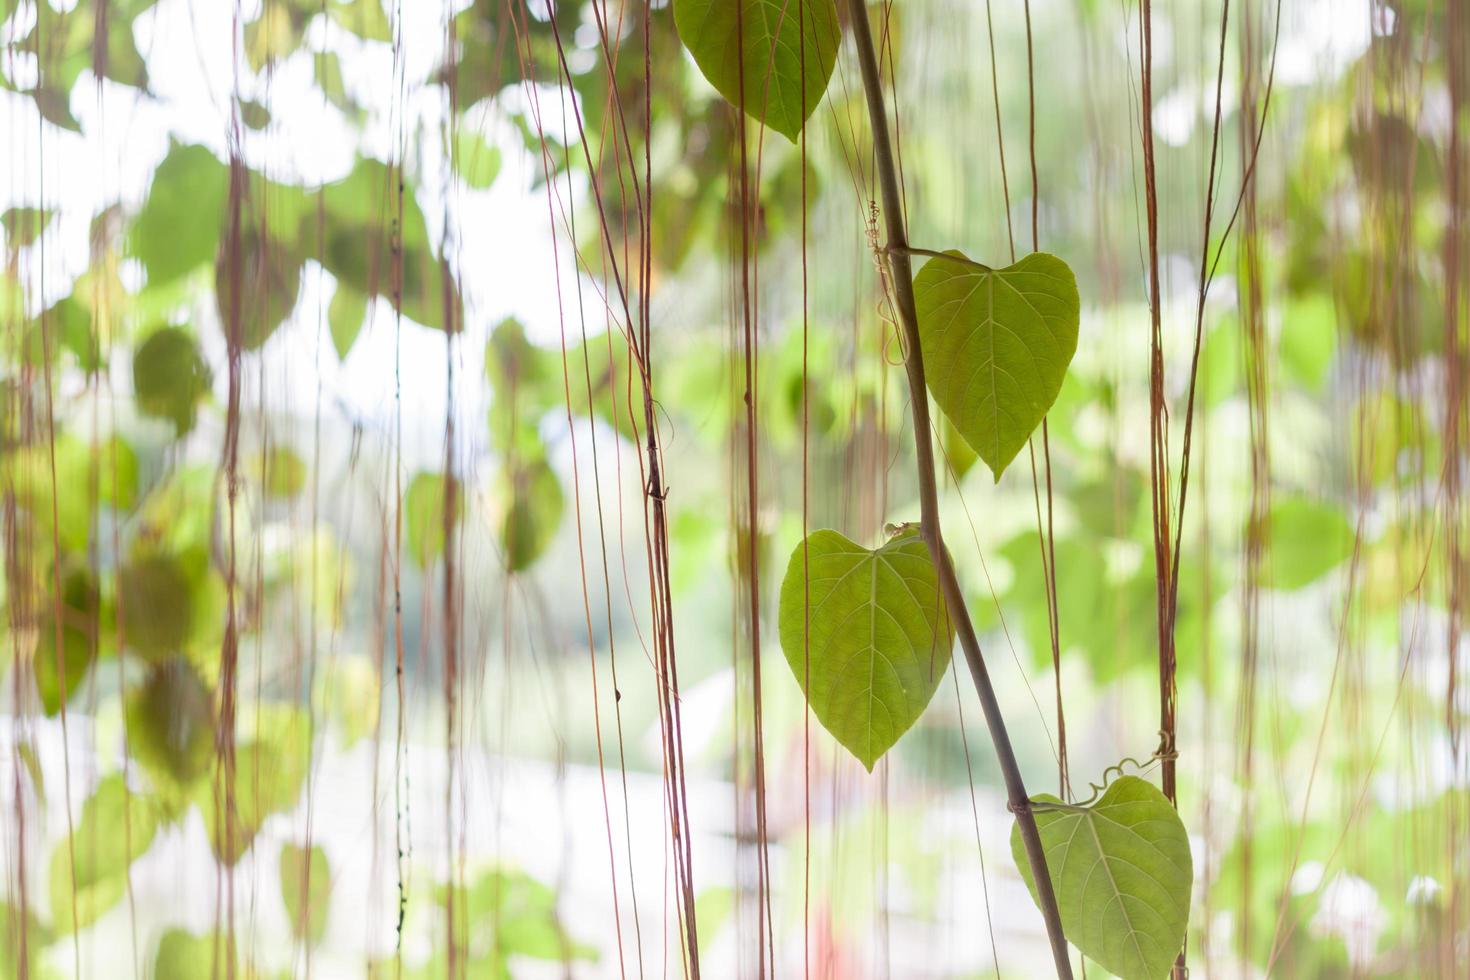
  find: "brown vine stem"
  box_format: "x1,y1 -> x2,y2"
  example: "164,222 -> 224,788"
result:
842,2 -> 1072,976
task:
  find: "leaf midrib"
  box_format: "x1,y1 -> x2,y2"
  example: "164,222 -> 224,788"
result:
1085,811 -> 1151,976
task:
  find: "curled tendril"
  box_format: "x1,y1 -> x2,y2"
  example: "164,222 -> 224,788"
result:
1021,736 -> 1180,813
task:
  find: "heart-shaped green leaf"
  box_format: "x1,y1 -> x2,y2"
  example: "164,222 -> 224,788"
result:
1011,775 -> 1193,980
913,251 -> 1080,481
674,0 -> 842,142
777,527 -> 953,770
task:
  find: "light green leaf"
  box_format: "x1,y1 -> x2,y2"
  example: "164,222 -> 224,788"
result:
913,251 -> 1080,481
198,706 -> 311,865
51,775 -> 158,933
0,901 -> 51,980
152,929 -> 213,980
314,50 -> 354,113
695,886 -> 736,951
153,929 -> 256,980
244,5 -> 303,72
440,867 -> 597,968
1279,293 -> 1336,392
405,471 -> 463,568
329,284 -> 367,360
1262,495 -> 1355,589
939,415 -> 978,481
455,130 -> 503,190
255,446 -> 308,499
131,144 -> 230,288
1010,776 -> 1192,980
315,655 -> 380,748
293,530 -> 354,631
776,527 -> 953,770
280,843 -> 332,944
10,434 -> 135,555
674,0 -> 842,142
328,0 -> 392,42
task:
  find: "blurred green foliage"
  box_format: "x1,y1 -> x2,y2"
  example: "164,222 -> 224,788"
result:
0,0 -> 1463,975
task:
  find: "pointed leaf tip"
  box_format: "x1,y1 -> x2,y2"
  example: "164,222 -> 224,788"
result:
777,527 -> 954,769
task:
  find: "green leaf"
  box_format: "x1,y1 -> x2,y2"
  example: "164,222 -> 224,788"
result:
440,868 -> 596,969
280,843 -> 331,944
51,775 -> 158,933
485,318 -> 556,453
313,158 -> 460,332
1198,316 -> 1242,405
132,327 -> 212,437
695,886 -> 737,950
315,655 -> 380,748
0,901 -> 51,980
2,207 -> 54,249
244,4 -> 304,72
118,553 -> 196,660
314,50 -> 355,113
328,0 -> 393,42
776,527 -> 953,770
198,706 -> 311,865
913,251 -> 1080,481
10,434 -> 135,555
127,657 -> 215,793
238,98 -> 272,130
255,446 -> 308,499
20,296 -> 97,373
939,415 -> 978,481
153,929 -> 255,980
404,471 -> 463,568
32,85 -> 82,131
152,929 -> 212,980
215,227 -> 304,350
500,457 -> 563,572
1279,293 -> 1336,392
454,130 -> 503,190
329,284 -> 367,359
1010,776 -> 1192,980
35,563 -> 103,716
674,0 -> 842,142
1262,495 -> 1355,590
131,144 -> 230,288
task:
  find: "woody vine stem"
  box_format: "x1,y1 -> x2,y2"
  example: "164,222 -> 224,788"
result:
841,1 -> 1074,976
